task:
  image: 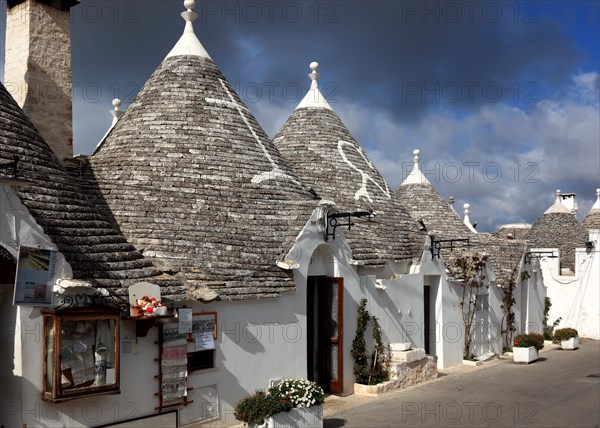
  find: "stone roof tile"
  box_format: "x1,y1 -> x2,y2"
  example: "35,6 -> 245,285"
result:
396,172 -> 525,287
88,55 -> 318,300
273,104 -> 423,267
583,189 -> 600,231
528,210 -> 588,272
0,83 -> 186,301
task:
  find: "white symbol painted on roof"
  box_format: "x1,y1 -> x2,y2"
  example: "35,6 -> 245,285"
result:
213,79 -> 300,185
338,140 -> 391,202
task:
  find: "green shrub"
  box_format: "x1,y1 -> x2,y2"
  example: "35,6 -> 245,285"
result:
513,333 -> 544,351
528,333 -> 545,350
554,328 -> 578,341
234,390 -> 290,425
351,298 -> 391,385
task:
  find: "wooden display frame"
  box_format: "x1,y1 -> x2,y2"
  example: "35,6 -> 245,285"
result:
42,307 -> 121,402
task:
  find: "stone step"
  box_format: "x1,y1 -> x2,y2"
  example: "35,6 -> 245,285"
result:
390,342 -> 412,352
391,348 -> 426,364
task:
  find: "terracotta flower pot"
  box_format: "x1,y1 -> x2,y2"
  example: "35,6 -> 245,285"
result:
131,305 -> 143,317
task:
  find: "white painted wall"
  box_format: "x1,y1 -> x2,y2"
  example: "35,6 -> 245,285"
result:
2,195 -> 549,428
524,267 -> 546,334
541,231 -> 599,339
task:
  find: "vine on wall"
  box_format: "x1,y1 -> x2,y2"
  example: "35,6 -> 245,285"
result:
351,298 -> 391,385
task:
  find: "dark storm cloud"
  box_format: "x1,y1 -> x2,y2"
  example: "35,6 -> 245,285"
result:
69,1 -> 587,120
189,1 -> 587,120
4,0 -> 594,230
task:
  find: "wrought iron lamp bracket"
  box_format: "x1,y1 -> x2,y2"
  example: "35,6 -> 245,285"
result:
524,251 -> 558,265
325,210 -> 373,241
430,238 -> 471,258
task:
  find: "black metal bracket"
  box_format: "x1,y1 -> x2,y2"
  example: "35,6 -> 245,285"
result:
430,238 -> 471,258
325,210 -> 373,241
55,293 -> 127,311
0,155 -> 20,179
525,251 -> 558,264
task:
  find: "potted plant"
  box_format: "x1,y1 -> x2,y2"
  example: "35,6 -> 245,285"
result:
554,328 -> 579,350
234,379 -> 324,428
513,333 -> 544,364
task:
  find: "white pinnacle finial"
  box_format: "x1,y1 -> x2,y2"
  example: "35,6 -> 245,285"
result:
309,62 -> 320,81
544,188 -> 570,214
401,148 -> 429,186
165,0 -> 211,59
449,196 -> 456,212
463,203 -> 477,233
184,0 -> 195,11
110,99 -> 123,125
93,99 -> 125,154
413,149 -> 420,165
592,188 -> 600,210
555,189 -> 562,205
297,60 -> 332,110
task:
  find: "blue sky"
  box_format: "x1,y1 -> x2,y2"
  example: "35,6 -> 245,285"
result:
1,0 -> 599,231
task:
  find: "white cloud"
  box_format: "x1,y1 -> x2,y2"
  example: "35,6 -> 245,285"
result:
327,72 -> 600,231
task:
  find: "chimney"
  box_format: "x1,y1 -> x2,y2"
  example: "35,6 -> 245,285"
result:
559,192 -> 578,215
4,0 -> 79,164
463,203 -> 477,233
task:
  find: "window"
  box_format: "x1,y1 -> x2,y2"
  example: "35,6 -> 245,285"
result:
187,350 -> 214,371
43,308 -> 120,402
186,312 -> 217,372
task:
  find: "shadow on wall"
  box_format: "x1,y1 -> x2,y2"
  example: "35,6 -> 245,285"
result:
365,278 -> 424,349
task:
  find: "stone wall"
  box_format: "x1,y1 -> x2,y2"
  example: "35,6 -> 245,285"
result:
354,348 -> 438,396
5,0 -> 73,163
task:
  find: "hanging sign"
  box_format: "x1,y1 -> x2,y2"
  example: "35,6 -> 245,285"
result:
13,246 -> 57,306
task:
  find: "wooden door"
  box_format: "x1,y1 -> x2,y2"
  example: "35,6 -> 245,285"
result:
307,276 -> 344,394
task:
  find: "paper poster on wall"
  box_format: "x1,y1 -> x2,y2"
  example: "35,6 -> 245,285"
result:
13,246 -> 57,306
178,308 -> 193,334
193,332 -> 214,351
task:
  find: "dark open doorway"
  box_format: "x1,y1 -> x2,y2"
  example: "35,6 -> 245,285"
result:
307,276 -> 344,394
424,285 -> 431,354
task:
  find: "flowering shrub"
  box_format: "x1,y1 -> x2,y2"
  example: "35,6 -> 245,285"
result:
513,333 -> 544,351
554,328 -> 578,341
269,379 -> 325,409
234,379 -> 323,425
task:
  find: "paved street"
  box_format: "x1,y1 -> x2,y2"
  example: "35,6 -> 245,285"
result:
324,340 -> 600,428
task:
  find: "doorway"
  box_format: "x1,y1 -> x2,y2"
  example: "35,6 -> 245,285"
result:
423,278 -> 438,356
307,276 -> 343,394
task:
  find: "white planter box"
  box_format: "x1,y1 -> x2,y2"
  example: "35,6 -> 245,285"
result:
250,405 -> 323,428
561,337 -> 579,350
513,346 -> 538,364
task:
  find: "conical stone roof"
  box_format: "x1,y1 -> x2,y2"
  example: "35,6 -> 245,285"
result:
88,5 -> 317,300
273,63 -> 423,267
0,83 -> 185,300
528,190 -> 588,272
583,189 -> 600,231
396,150 -> 472,240
493,223 -> 532,240
396,150 -> 525,286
